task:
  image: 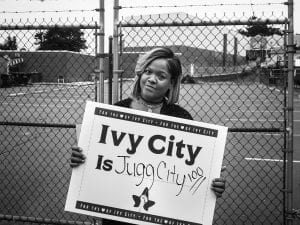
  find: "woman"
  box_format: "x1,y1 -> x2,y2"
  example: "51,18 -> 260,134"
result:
71,47 -> 226,224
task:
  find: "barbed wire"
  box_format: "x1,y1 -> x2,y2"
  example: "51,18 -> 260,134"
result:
122,2 -> 285,9
0,9 -> 97,14
0,2 -> 286,14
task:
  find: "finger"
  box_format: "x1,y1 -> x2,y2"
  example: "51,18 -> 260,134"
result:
70,157 -> 85,168
211,187 -> 224,198
214,191 -> 223,198
221,166 -> 226,172
70,162 -> 81,168
213,178 -> 226,183
71,146 -> 83,152
71,156 -> 85,163
211,187 -> 225,194
71,150 -> 85,159
212,181 -> 226,188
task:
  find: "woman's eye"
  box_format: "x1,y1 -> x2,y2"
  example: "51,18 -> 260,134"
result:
158,74 -> 166,79
144,69 -> 151,74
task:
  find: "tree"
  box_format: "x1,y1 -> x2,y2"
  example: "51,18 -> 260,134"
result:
34,26 -> 87,52
239,16 -> 283,37
0,36 -> 17,50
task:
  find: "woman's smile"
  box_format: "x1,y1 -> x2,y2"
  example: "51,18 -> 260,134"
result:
144,84 -> 155,91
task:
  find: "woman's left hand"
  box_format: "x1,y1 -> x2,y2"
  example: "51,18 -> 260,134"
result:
211,178 -> 226,198
211,166 -> 226,198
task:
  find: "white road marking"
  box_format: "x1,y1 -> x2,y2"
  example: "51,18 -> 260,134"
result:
1,102 -> 74,108
225,118 -> 300,122
245,157 -> 300,163
9,92 -> 25,96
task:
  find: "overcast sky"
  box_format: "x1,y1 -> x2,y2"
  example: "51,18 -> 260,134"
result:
0,0 -> 298,32
0,0 -> 299,51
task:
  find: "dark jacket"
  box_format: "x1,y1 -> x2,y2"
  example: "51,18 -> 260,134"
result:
114,98 -> 193,120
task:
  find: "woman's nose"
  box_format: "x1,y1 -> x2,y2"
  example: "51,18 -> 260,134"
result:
147,74 -> 157,83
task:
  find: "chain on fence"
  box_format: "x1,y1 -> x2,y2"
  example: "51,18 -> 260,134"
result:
0,6 -> 294,225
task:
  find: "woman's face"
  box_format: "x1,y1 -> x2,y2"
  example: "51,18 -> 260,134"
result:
140,58 -> 172,103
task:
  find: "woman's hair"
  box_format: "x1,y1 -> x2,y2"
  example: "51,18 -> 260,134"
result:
131,47 -> 182,104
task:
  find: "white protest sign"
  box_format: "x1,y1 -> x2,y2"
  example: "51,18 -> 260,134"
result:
65,101 -> 228,225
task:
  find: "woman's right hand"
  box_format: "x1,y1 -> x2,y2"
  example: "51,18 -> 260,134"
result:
70,146 -> 86,168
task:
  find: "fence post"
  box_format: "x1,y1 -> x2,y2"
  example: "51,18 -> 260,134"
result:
108,36 -> 113,105
223,33 -> 227,71
94,21 -> 98,102
113,0 -> 120,103
97,0 -> 105,103
286,0 -> 295,224
233,37 -> 237,68
283,21 -> 288,225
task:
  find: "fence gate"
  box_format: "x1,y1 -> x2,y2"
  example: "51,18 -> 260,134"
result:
118,12 -> 292,225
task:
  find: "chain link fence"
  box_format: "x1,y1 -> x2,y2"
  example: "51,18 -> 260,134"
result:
0,4 -> 295,225
0,17 -> 101,225
118,11 -> 289,225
